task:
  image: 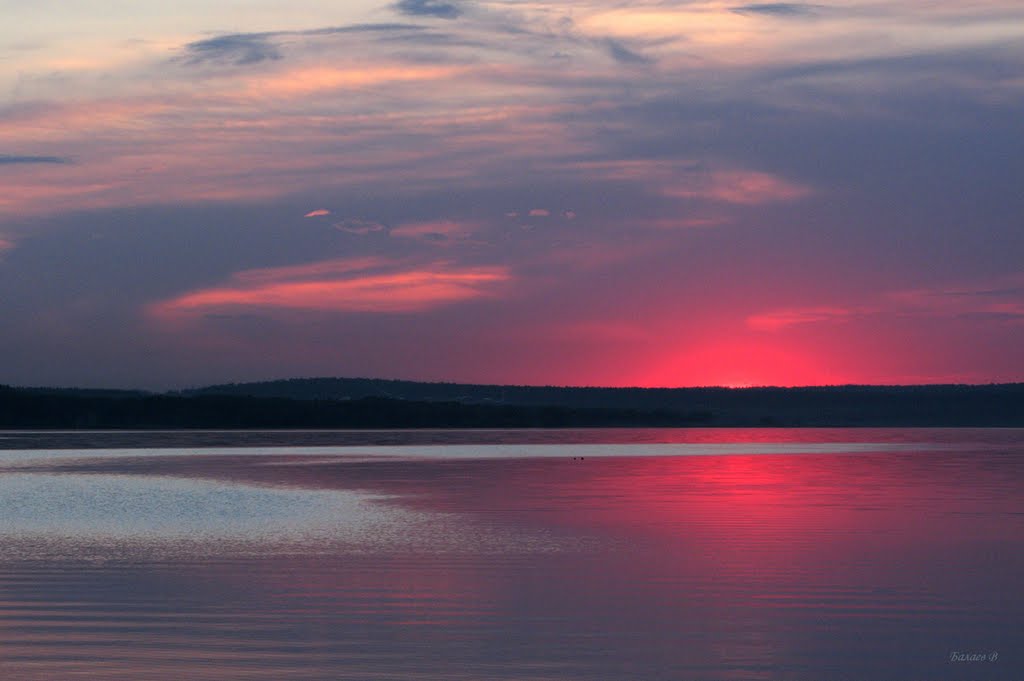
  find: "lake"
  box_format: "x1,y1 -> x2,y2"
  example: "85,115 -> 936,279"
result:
0,428 -> 1021,680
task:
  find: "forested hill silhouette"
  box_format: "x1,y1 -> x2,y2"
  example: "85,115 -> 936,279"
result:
0,385 -> 698,429
185,379 -> 1024,426
1,380 -> 1021,428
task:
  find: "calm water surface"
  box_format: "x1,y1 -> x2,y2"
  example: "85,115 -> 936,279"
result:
0,428 -> 1021,680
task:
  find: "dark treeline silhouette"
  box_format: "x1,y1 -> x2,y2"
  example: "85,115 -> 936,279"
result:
179,377 -> 1024,427
1,379 -> 1022,428
0,386 -> 702,429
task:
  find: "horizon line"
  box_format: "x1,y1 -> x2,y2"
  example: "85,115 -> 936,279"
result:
5,376 -> 1024,395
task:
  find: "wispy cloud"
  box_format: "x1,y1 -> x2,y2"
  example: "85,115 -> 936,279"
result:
0,154 -> 70,165
571,160 -> 812,205
392,0 -> 463,20
749,276 -> 1024,332
665,169 -> 811,204
747,306 -> 865,331
603,38 -> 653,65
334,218 -> 387,235
390,219 -> 475,242
888,277 -> 1024,323
731,3 -> 821,18
151,257 -> 510,316
184,34 -> 282,65
180,24 -> 426,66
241,64 -> 465,97
304,209 -> 330,217
641,217 -> 731,229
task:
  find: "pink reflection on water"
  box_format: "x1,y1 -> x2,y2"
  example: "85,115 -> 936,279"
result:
1,435 -> 1022,680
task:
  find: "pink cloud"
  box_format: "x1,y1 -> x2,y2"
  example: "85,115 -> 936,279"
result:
304,209 -> 330,218
747,306 -> 864,331
887,276 -> 1024,322
334,219 -> 386,235
242,65 -> 468,98
390,220 -> 475,241
150,257 -> 510,317
528,209 -> 550,217
666,169 -> 811,204
0,83 -> 573,219
571,160 -> 811,205
642,216 -> 731,229
230,257 -> 387,284
747,275 -> 1024,334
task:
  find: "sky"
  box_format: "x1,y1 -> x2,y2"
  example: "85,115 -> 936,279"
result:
1,0 -> 1023,389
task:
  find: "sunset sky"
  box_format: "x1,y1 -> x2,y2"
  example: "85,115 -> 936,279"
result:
2,0 -> 1022,389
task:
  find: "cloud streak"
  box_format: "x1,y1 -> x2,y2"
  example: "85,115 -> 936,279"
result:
570,161 -> 812,205
603,39 -> 653,65
392,0 -> 463,20
334,219 -> 387,235
0,154 -> 70,165
184,34 -> 283,66
747,306 -> 864,331
749,276 -> 1024,332
390,220 -> 475,241
887,278 -> 1024,323
180,23 -> 427,66
151,258 -> 510,316
731,4 -> 821,18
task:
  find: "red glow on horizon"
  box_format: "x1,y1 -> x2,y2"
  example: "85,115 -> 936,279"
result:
628,337 -> 849,389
